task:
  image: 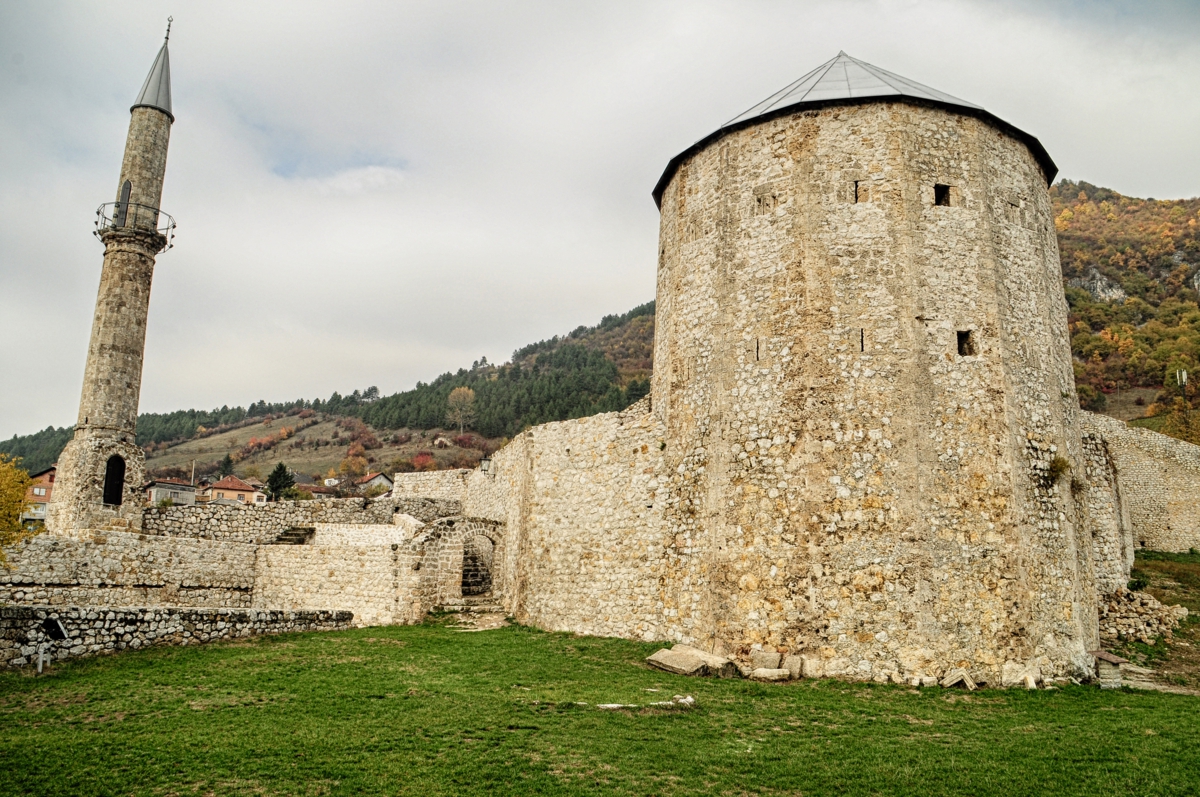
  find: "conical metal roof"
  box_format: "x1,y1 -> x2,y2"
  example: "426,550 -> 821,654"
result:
652,52 -> 1055,206
131,40 -> 173,121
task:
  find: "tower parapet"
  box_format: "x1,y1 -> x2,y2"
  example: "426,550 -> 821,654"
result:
47,28 -> 176,533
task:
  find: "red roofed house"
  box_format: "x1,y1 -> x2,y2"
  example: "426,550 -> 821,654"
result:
201,475 -> 267,505
20,466 -> 55,528
356,471 -> 394,494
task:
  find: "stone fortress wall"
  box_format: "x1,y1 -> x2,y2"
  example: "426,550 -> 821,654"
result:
1082,412 -> 1200,552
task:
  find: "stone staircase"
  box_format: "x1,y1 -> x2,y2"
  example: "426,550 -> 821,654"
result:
436,594 -> 508,631
273,526 -> 315,545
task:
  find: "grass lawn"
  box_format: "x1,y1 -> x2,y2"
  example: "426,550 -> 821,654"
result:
1,618 -> 1197,797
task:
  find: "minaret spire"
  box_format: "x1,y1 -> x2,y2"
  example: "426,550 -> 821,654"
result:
47,32 -> 178,534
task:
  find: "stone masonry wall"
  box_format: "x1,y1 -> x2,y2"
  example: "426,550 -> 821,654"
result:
252,543 -> 420,627
1079,430 -> 1135,594
1082,412 -> 1200,552
0,530 -> 255,608
0,605 -> 351,670
392,470 -> 471,503
141,497 -> 458,544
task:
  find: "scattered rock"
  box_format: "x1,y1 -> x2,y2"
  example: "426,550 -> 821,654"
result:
782,654 -> 804,679
941,668 -> 976,690
646,648 -> 707,676
1001,660 -> 1042,689
648,694 -> 695,709
672,644 -> 741,678
750,667 -> 791,682
1099,590 -> 1188,645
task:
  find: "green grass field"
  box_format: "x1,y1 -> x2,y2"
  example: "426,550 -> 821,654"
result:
1,618 -> 1197,797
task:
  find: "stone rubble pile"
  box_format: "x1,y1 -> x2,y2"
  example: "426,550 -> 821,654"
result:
1099,589 -> 1188,644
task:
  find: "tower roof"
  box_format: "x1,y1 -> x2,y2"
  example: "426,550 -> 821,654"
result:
132,39 -> 173,122
652,51 -> 1055,206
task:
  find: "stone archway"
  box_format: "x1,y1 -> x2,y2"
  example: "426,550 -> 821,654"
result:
461,534 -> 494,596
419,517 -> 505,608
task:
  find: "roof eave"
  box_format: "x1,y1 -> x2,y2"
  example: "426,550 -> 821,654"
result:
651,96 -> 1057,208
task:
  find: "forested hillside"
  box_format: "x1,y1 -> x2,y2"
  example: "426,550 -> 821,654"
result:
1054,180 -> 1200,414
6,179 -> 1200,476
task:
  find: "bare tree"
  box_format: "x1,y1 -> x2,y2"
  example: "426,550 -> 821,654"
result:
446,386 -> 477,434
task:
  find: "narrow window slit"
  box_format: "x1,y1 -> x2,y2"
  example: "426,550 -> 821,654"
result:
860,329 -> 865,352
957,330 -> 976,357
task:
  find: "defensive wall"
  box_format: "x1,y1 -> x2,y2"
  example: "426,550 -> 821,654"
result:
1082,411 -> 1200,552
0,605 -> 351,670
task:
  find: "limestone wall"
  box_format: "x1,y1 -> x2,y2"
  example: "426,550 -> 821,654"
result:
311,520 -> 420,547
0,530 -> 255,608
1082,412 -> 1200,552
392,470 -> 471,503
0,605 -> 351,670
140,496 -> 458,544
1079,430 -> 1135,594
252,544 -> 411,626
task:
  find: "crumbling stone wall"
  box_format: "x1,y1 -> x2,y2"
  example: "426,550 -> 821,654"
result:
1079,430 -> 1135,594
0,605 -> 351,670
141,497 -> 459,544
1082,412 -> 1200,552
0,530 -> 255,608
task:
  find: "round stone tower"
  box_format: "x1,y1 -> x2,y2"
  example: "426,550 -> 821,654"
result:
47,29 -> 176,533
650,53 -> 1098,682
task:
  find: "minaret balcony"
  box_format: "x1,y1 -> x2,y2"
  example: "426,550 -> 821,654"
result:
94,202 -> 176,251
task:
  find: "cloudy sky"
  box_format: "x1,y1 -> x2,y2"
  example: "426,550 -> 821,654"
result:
2,0 -> 1198,439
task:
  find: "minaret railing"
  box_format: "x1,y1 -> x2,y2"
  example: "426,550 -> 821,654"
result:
93,202 -> 176,250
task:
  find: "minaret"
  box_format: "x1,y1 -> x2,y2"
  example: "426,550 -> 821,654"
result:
47,24 -> 176,533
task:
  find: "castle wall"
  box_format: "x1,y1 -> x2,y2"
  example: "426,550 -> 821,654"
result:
252,544 -> 412,626
1079,428 -> 1135,594
1082,412 -> 1200,552
392,470 -> 471,503
0,605 -> 351,670
140,497 -> 458,544
648,101 -> 1098,681
0,531 -> 255,608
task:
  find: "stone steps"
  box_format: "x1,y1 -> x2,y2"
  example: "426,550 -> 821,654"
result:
273,527 -> 315,545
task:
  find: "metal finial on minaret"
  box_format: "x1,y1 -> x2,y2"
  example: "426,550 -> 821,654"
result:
165,16 -> 172,42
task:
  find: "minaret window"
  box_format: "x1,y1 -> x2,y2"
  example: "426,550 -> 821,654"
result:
115,181 -> 132,227
103,456 -> 126,506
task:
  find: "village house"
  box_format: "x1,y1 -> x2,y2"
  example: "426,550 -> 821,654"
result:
19,466 -> 55,528
144,478 -> 197,506
355,471 -> 394,494
200,475 -> 266,505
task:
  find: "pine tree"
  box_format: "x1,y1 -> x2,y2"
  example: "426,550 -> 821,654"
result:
267,462 -> 295,501
218,453 -> 235,477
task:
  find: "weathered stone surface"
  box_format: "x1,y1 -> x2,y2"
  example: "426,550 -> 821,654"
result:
1098,589 -> 1188,644
672,644 -> 741,678
0,605 -> 351,670
941,668 -> 977,690
646,647 -> 708,676
782,654 -> 804,679
750,668 -> 791,682
751,650 -> 782,670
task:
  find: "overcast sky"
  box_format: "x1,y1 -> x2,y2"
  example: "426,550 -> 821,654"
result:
2,0 -> 1198,439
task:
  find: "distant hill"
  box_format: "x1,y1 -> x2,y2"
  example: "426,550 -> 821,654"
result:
0,303 -> 655,474
1053,180 -> 1200,413
7,179 -> 1200,476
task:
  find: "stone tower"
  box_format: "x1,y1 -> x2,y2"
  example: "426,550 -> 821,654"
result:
47,30 -> 175,533
649,53 -> 1099,680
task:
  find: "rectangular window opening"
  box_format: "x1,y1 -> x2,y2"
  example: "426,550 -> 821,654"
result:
934,184 -> 951,206
957,330 -> 976,357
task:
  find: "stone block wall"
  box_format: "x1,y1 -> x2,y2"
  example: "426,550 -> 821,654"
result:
252,544 -> 413,626
0,531 -> 255,608
1079,431 -> 1135,594
140,497 -> 459,544
392,470 -> 471,503
1082,412 -> 1200,552
0,605 -> 352,670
